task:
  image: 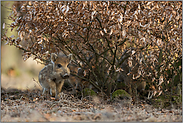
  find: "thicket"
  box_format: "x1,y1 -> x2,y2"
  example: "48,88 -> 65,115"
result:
2,1 -> 182,102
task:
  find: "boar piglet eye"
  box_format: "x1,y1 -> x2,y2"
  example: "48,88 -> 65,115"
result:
57,64 -> 62,68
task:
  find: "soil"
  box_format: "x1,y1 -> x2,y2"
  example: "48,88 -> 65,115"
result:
1,88 -> 182,122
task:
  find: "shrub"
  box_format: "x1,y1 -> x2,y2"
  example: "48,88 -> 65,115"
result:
2,1 -> 182,101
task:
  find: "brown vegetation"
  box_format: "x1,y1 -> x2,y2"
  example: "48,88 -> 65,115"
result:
2,1 -> 182,107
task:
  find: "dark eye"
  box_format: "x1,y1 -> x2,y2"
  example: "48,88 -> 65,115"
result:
57,64 -> 62,68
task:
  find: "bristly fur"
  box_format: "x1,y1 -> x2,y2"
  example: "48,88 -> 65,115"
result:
38,53 -> 72,99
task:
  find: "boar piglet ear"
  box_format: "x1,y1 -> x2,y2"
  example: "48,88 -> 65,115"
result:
68,54 -> 73,61
51,53 -> 57,62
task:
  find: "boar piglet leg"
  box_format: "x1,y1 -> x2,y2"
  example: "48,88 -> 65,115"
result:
55,80 -> 65,99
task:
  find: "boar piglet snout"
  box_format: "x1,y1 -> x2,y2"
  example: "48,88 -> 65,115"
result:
61,73 -> 70,79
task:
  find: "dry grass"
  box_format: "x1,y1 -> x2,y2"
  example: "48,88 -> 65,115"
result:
1,88 -> 182,122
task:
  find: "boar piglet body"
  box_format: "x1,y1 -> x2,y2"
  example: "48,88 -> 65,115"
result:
39,53 -> 72,98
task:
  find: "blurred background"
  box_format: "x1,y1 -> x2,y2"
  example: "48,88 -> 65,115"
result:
1,1 -> 44,91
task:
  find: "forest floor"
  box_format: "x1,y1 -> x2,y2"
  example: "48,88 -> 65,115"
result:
1,88 -> 182,122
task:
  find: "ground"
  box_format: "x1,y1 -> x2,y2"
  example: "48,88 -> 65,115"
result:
1,88 -> 182,122
1,73 -> 182,122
